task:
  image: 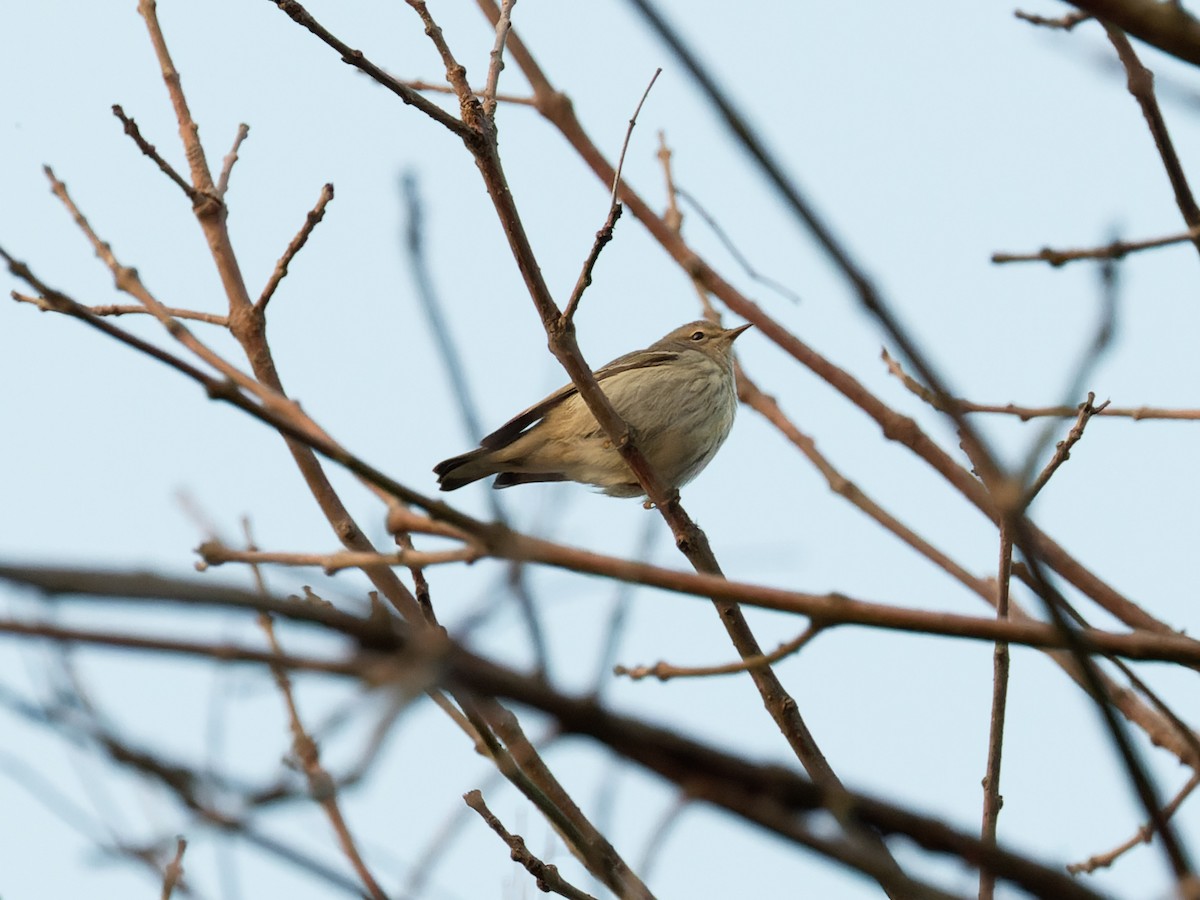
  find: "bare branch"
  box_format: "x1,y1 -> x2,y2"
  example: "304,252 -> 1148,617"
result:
1070,773 -> 1200,875
400,78 -> 536,106
160,836 -> 188,900
268,0 -> 474,139
257,182 -> 335,312
615,623 -> 823,682
465,789 -> 599,900
1024,393 -> 1110,505
12,295 -> 227,325
216,123 -> 251,198
978,528 -> 1013,900
992,225 -> 1200,266
196,541 -> 481,573
1104,24 -> 1200,257
481,0 -> 517,120
1014,9 -> 1091,30
111,104 -> 197,202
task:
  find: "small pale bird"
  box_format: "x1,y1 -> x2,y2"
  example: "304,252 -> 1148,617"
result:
433,320 -> 750,498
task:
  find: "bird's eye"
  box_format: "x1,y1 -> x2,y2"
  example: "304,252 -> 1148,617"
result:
690,331 -> 705,341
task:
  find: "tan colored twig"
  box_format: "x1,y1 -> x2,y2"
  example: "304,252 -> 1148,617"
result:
216,123 -> 250,198
404,1 -> 477,118
884,348 -> 1200,422
1024,393 -> 1109,504
469,700 -> 654,899
1104,24 -> 1200,257
614,623 -> 823,682
992,225 -> 1200,266
160,836 -> 187,900
1069,772 -> 1200,875
481,0 -> 516,120
12,295 -> 227,325
269,1 -> 473,137
195,540 -> 481,574
979,527 -> 1013,900
562,67 -> 660,324
111,104 -> 197,202
464,788 -> 599,900
256,182 -> 335,311
1014,9 -> 1091,30
400,78 -> 536,106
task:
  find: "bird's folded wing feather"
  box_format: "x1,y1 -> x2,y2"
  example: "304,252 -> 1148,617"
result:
478,350 -> 681,450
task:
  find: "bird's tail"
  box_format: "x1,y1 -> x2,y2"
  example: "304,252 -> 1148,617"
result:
433,448 -> 496,491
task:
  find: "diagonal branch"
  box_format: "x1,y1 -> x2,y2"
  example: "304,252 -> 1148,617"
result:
111,105 -> 197,202
257,182 -> 335,311
1103,24 -> 1200,256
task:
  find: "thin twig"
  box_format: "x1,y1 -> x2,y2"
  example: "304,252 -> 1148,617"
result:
483,701 -> 656,899
404,1 -> 478,117
1016,254 -> 1117,488
615,623 -> 823,682
1023,393 -> 1109,505
1073,773 -> 1200,876
160,836 -> 188,900
196,541 -> 481,573
481,0 -> 516,120
269,0 -> 474,138
562,67 -> 660,323
257,183 -> 335,311
992,225 -> 1200,266
1104,24 -> 1200,256
978,527 -> 1012,900
216,123 -> 251,198
400,78 -> 536,106
883,348 -> 1200,421
1014,9 -> 1092,30
464,789 -> 599,900
12,296 -> 227,325
111,104 -> 198,202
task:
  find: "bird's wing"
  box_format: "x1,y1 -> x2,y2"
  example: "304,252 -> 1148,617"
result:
478,350 -> 680,450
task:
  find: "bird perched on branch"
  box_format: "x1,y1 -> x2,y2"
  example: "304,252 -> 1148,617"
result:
433,320 -> 750,498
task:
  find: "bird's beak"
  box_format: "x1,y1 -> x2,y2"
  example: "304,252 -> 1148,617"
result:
724,323 -> 752,341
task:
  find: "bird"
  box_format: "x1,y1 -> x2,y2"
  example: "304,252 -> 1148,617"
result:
433,320 -> 750,498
